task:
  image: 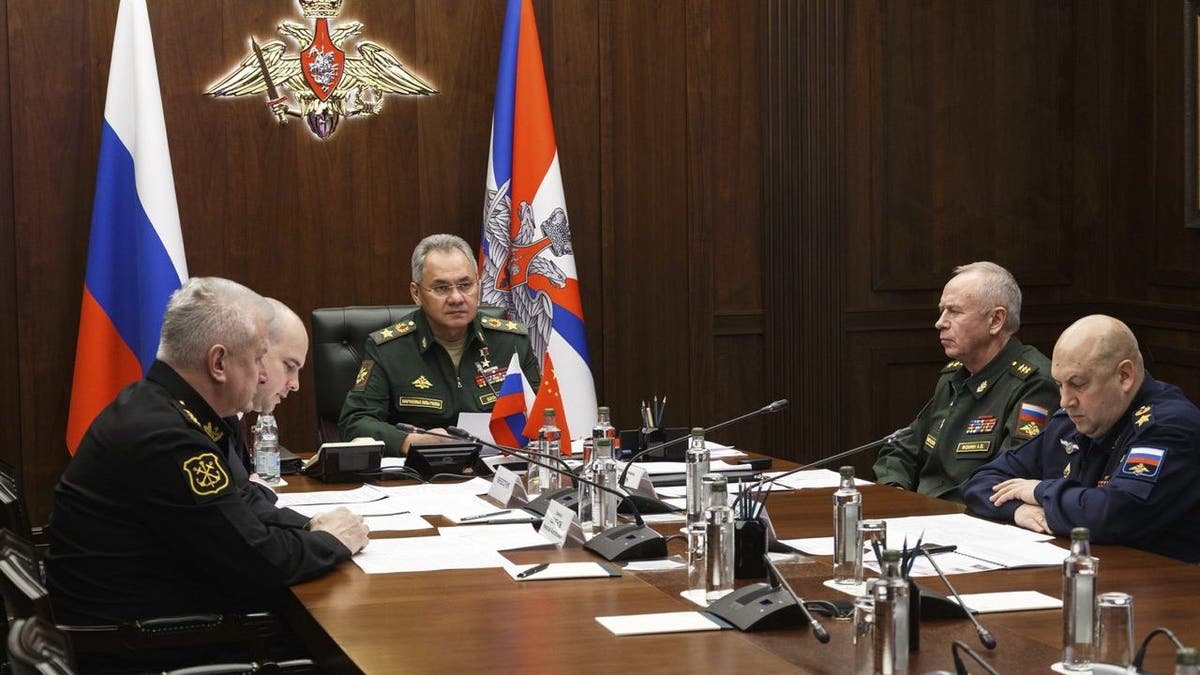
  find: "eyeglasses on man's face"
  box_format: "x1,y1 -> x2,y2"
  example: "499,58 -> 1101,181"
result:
419,279 -> 478,298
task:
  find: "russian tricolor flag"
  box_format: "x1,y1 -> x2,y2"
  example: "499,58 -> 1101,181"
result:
489,353 -> 537,449
479,0 -> 597,441
65,0 -> 187,454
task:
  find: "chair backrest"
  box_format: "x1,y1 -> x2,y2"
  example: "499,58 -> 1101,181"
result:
0,529 -> 51,622
5,617 -> 76,675
0,459 -> 33,541
309,305 -> 507,445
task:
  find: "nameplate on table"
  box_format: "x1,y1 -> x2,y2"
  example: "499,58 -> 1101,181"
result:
538,499 -> 576,548
489,466 -> 520,505
622,463 -> 648,491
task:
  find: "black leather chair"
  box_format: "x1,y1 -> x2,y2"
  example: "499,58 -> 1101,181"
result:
0,458 -> 36,545
6,617 -> 75,675
310,304 -> 507,444
0,529 -> 298,672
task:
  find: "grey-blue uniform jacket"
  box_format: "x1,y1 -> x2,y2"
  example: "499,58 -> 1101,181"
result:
963,374 -> 1200,563
338,309 -> 541,454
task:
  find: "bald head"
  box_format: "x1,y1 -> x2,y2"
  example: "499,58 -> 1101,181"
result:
252,299 -> 309,414
1052,315 -> 1143,438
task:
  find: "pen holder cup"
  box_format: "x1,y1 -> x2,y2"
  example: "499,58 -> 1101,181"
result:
734,518 -> 768,579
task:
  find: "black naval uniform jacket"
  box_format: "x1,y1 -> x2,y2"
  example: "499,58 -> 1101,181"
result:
46,360 -> 349,625
964,374 -> 1200,563
338,308 -> 541,455
873,338 -> 1059,502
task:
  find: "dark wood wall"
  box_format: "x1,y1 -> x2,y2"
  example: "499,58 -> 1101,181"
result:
2,0 -> 1198,525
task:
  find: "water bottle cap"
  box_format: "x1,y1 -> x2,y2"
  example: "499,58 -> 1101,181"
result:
598,406 -> 610,415
839,466 -> 855,478
881,549 -> 900,563
1178,647 -> 1199,666
691,427 -> 704,436
1070,527 -> 1090,541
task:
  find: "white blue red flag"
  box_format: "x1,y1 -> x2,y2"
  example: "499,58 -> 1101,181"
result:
65,0 -> 187,454
480,0 -> 597,441
488,353 -> 537,448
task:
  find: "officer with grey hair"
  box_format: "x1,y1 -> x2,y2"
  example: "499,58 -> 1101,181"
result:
873,262 -> 1059,502
47,277 -> 368,668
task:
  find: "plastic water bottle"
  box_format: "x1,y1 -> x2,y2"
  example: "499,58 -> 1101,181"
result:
253,413 -> 280,484
703,473 -> 735,601
685,427 -> 710,529
592,436 -> 618,530
1063,527 -> 1098,670
1177,647 -> 1200,675
535,408 -> 562,494
833,465 -> 862,584
873,549 -> 910,674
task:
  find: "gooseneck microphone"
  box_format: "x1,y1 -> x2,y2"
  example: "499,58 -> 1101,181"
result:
764,554 -> 829,643
951,639 -> 1000,675
1131,626 -> 1185,672
920,548 -> 997,650
410,424 -> 668,562
616,399 -> 791,486
745,426 -> 912,493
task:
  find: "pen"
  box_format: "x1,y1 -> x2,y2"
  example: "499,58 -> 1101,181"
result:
920,544 -> 957,556
517,562 -> 550,579
460,510 -> 511,521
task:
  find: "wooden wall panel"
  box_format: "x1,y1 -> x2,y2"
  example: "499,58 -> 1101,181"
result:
0,2 -> 20,474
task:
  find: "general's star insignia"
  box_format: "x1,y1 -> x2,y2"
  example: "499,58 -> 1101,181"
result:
412,375 -> 433,390
505,321 -> 518,330
1135,405 -> 1151,416
1135,413 -> 1151,427
381,327 -> 394,338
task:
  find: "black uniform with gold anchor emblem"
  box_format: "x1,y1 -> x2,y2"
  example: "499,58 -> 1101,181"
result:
46,360 -> 350,626
964,374 -> 1200,563
872,338 -> 1059,502
338,308 -> 541,455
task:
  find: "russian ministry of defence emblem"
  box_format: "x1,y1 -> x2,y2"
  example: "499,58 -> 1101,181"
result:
204,0 -> 437,140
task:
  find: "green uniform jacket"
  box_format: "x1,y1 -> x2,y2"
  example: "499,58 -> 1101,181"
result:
872,337 -> 1059,502
338,309 -> 541,455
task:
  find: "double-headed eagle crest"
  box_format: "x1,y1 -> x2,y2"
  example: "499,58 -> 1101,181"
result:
205,0 -> 436,140
481,181 -> 574,361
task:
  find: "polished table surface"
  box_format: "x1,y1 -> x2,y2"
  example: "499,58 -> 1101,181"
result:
278,472 -> 1200,674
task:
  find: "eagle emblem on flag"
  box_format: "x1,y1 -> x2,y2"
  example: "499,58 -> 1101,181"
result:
204,0 -> 437,140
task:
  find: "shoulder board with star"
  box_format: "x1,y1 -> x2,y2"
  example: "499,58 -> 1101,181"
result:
480,316 -> 528,335
370,320 -> 417,345
941,360 -> 964,373
1131,404 -> 1154,430
1009,359 -> 1040,380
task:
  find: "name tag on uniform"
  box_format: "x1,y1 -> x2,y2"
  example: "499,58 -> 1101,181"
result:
479,392 -> 498,406
955,440 -> 991,454
399,396 -> 444,411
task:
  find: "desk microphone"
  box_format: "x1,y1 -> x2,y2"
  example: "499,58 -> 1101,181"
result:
1131,626 -> 1185,672
744,426 -> 912,494
616,399 -> 791,486
764,554 -> 829,643
919,548 -> 996,650
426,426 -> 668,562
950,639 -> 1000,675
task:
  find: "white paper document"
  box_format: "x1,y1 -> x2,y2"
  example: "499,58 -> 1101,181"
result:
760,469 -> 871,489
595,611 -> 728,637
951,591 -> 1062,613
361,512 -> 434,532
288,497 -> 414,519
351,536 -> 509,574
437,523 -> 550,551
779,537 -> 835,556
274,484 -> 386,508
637,460 -> 750,476
504,562 -> 620,581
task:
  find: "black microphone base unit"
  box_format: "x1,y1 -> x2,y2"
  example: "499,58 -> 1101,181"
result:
915,583 -> 973,620
704,583 -> 805,632
582,523 -> 668,562
617,427 -> 690,461
618,493 -> 680,515
523,487 -> 579,517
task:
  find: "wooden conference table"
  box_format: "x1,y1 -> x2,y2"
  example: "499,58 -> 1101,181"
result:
277,467 -> 1200,674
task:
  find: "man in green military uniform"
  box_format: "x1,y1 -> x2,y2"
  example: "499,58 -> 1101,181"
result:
873,262 -> 1059,502
339,234 -> 541,455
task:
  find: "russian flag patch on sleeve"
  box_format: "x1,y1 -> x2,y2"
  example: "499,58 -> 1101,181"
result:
1121,447 -> 1165,478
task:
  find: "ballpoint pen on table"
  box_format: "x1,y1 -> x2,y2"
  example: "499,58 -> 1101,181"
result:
517,563 -> 551,579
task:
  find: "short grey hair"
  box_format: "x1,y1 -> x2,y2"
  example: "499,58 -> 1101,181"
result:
952,261 -> 1022,333
157,277 -> 270,370
264,297 -> 300,343
411,234 -> 476,283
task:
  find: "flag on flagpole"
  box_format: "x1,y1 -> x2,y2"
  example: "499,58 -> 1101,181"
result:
65,0 -> 187,454
488,353 -> 537,448
521,352 -> 569,448
479,0 -> 597,441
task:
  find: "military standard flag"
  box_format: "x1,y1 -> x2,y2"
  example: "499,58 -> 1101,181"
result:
479,0 -> 597,441
66,0 -> 188,454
